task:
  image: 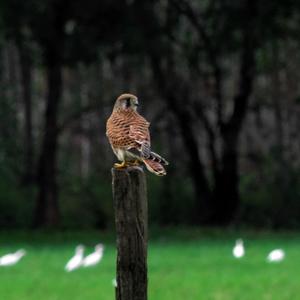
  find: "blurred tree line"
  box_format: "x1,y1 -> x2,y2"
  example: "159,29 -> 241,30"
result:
0,0 -> 299,229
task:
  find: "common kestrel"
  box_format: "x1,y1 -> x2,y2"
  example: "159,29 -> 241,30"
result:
106,93 -> 168,176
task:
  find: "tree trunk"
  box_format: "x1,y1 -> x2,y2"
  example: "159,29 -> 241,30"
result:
33,0 -> 67,228
270,41 -> 290,228
174,107 -> 213,223
17,39 -> 34,184
150,56 -> 212,223
33,61 -> 62,228
212,130 -> 239,224
211,0 -> 257,225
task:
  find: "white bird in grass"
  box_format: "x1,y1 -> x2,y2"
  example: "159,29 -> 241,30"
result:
65,245 -> 85,272
267,249 -> 285,262
233,239 -> 245,258
82,244 -> 104,267
0,249 -> 26,266
112,278 -> 117,288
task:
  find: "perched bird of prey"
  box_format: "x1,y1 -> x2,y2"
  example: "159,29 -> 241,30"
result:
0,249 -> 26,266
65,245 -> 85,272
106,93 -> 168,176
82,244 -> 104,267
232,239 -> 245,258
267,249 -> 285,262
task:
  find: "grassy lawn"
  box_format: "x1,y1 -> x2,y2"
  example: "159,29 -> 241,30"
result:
0,229 -> 299,300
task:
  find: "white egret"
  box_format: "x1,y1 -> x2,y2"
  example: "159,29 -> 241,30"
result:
0,249 -> 26,266
233,239 -> 245,258
112,278 -> 117,287
82,244 -> 104,267
267,249 -> 285,262
65,245 -> 85,272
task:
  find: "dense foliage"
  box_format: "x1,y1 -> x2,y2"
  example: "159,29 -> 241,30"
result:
0,0 -> 299,228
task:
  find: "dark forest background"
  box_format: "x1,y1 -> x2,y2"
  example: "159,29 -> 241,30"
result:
0,0 -> 299,230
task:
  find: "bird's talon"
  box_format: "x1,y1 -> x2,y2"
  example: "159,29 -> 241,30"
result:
114,162 -> 127,169
114,161 -> 131,169
125,160 -> 141,166
114,160 -> 141,168
132,160 -> 141,166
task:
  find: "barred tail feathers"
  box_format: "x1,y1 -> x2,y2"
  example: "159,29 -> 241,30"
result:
142,159 -> 166,176
147,151 -> 169,165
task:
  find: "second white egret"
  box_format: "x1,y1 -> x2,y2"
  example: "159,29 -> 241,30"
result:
82,244 -> 104,267
233,239 -> 245,258
267,249 -> 285,262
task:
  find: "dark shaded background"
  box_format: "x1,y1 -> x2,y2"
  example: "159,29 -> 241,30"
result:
0,0 -> 299,229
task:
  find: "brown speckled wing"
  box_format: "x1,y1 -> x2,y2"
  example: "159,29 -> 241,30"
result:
106,109 -> 150,152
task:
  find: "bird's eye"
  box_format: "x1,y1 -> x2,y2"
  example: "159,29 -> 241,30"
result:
126,98 -> 131,108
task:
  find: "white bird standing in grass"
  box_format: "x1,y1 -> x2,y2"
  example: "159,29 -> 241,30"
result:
112,278 -> 117,288
82,244 -> 104,267
267,249 -> 285,262
65,245 -> 85,272
0,249 -> 26,266
233,239 -> 245,258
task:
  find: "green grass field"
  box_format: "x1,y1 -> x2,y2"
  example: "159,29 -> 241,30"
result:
0,229 -> 299,300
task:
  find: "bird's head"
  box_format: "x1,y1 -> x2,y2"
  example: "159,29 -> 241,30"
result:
114,93 -> 139,111
95,243 -> 104,252
236,239 -> 243,245
76,245 -> 85,253
16,249 -> 26,257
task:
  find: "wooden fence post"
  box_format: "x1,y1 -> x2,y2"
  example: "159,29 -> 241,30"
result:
112,166 -> 148,300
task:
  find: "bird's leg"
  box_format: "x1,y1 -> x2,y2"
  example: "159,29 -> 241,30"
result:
114,159 -> 142,168
126,159 -> 141,166
132,159 -> 141,166
114,161 -> 126,169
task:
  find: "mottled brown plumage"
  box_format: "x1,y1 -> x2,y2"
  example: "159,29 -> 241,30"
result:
106,93 -> 168,176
